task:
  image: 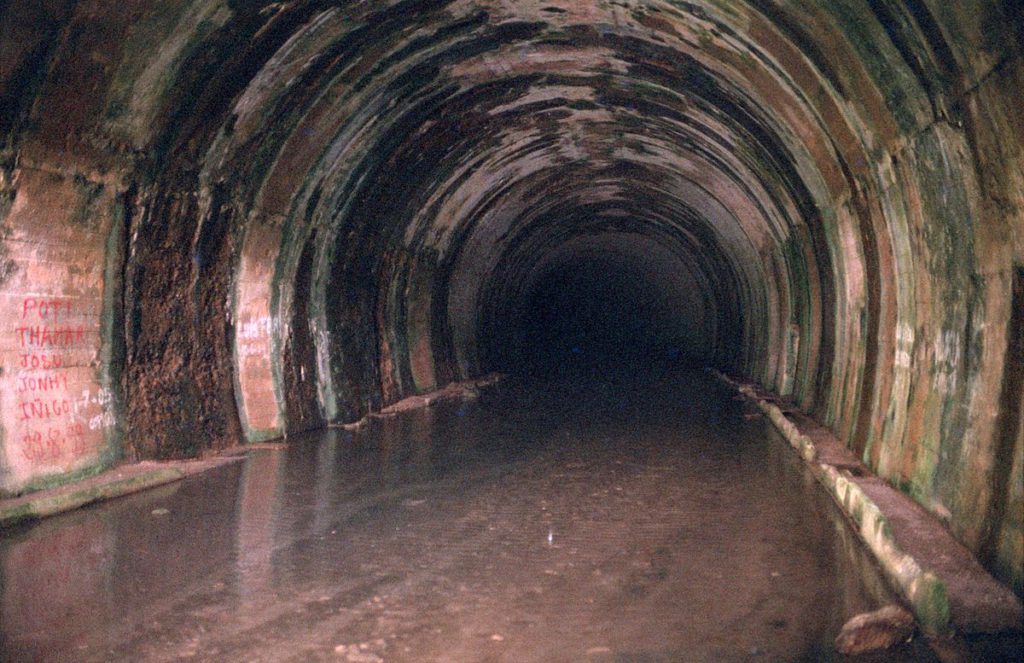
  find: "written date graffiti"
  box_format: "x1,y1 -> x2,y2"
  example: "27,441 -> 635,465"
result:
20,423 -> 89,462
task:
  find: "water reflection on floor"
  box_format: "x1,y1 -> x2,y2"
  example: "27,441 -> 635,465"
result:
1,367 -> 932,662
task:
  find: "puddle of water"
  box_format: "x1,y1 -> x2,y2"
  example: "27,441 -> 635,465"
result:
1,368 -> 939,662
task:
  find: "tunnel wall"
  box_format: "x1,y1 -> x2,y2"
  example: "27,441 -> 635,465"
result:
0,1 -> 1021,593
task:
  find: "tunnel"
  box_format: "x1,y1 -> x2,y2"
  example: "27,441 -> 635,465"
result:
0,0 -> 1022,659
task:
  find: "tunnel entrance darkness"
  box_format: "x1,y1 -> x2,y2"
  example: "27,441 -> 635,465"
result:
513,259 -> 686,375
477,231 -> 719,380
487,243 -> 712,381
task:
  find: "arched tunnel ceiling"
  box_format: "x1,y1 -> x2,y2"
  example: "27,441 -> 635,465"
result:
0,0 -> 1022,593
209,0 -> 855,422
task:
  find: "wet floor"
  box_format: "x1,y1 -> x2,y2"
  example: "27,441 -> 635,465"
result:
1,366 -> 936,662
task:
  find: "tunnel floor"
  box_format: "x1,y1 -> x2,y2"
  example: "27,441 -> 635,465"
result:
1,367 -> 942,662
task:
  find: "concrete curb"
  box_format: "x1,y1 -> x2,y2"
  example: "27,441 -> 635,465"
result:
817,464 -> 950,632
714,370 -> 952,634
0,467 -> 185,530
